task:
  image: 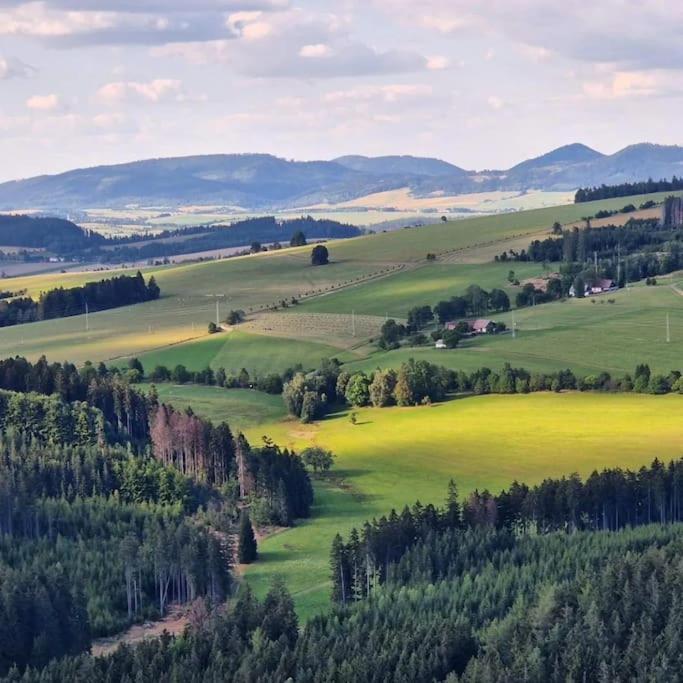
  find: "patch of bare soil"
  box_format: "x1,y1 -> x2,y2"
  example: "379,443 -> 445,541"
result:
91,605 -> 189,657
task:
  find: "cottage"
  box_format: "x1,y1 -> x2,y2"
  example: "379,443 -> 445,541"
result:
435,339 -> 447,349
445,319 -> 494,335
471,319 -> 493,334
569,278 -> 617,297
591,278 -> 617,294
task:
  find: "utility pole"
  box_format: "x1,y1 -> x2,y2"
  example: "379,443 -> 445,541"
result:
205,293 -> 226,326
511,309 -> 516,339
352,310 -> 356,337
85,301 -> 89,332
617,244 -> 621,285
666,313 -> 671,343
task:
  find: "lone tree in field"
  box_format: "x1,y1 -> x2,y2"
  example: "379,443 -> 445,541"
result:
290,230 -> 307,247
311,244 -> 329,266
238,511 -> 257,564
301,446 -> 335,474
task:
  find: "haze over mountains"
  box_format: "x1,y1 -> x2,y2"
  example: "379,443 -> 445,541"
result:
1,142 -> 682,211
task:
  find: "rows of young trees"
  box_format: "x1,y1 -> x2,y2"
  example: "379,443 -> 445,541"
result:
575,177 -> 683,202
0,272 -> 159,328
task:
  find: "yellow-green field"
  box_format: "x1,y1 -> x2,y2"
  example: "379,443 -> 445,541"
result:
238,392 -> 683,617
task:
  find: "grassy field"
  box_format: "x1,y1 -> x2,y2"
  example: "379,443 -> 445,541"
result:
0,251 -> 387,364
241,392 -> 683,618
141,383 -> 287,431
297,261 -> 545,318
341,276 -> 683,376
136,329 -> 356,377
2,190 -> 681,368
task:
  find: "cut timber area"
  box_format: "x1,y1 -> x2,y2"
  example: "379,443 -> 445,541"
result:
90,605 -> 189,657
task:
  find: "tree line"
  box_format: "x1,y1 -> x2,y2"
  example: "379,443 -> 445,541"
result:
101,216 -> 359,263
574,177 -> 683,202
0,272 -> 160,328
331,456 -> 683,604
283,358 -> 683,422
497,217 -> 682,298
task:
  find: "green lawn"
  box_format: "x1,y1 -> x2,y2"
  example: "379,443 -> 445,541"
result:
140,383 -> 287,431
241,392 -> 683,618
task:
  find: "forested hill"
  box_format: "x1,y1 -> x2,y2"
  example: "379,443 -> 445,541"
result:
0,214 -> 104,252
3,143 -> 683,209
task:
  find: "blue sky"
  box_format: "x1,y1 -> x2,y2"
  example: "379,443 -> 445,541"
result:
0,0 -> 682,181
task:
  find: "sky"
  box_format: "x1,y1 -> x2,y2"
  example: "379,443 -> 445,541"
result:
1,0 -> 682,181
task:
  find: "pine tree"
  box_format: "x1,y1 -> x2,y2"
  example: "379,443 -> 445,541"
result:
237,511 -> 257,564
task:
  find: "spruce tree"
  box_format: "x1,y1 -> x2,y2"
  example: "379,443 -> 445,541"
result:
237,511 -> 257,564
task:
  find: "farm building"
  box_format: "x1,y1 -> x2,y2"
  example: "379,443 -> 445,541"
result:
435,339 -> 447,349
569,278 -> 617,297
445,319 -> 495,335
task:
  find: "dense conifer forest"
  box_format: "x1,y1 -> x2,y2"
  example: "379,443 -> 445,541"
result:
574,177 -> 683,202
0,353 -> 314,676
10,470 -> 683,682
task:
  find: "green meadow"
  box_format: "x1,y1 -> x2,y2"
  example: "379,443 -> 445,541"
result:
239,392 -> 683,618
142,383 -> 287,431
136,329 -> 356,377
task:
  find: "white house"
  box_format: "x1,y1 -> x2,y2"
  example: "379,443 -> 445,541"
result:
435,339 -> 447,349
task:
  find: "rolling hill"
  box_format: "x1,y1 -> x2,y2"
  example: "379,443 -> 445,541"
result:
1,143 -> 683,211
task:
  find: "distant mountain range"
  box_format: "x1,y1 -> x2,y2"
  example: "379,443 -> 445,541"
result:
1,143 -> 683,211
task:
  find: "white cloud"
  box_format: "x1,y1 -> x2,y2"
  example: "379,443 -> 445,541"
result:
582,70 -> 664,100
97,78 -> 185,103
299,43 -> 332,58
487,95 -> 504,109
26,94 -> 60,111
155,9 -> 431,78
426,55 -> 448,70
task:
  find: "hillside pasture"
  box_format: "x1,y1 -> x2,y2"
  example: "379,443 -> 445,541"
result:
344,276 -> 683,376
297,261 -> 546,318
141,383 -> 287,431
242,392 -> 683,618
1,191 -> 680,366
136,329 -> 355,377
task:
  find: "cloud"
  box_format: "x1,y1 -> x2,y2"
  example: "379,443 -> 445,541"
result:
0,1 -> 283,46
581,70 -> 677,100
487,95 -> 504,110
299,43 -> 332,58
324,84 -> 433,104
426,55 -> 448,70
26,93 -> 60,110
0,55 -> 34,79
97,78 -> 185,103
374,1 -> 683,72
157,10 -> 431,78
